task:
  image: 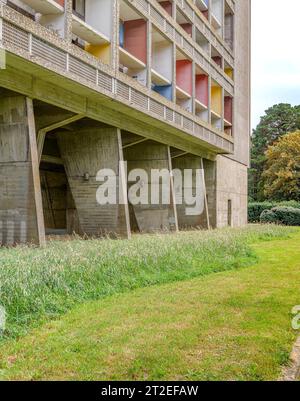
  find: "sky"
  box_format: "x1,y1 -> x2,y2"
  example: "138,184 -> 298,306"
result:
251,0 -> 300,130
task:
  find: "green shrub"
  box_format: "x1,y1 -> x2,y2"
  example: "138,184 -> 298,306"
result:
260,209 -> 278,224
248,202 -> 274,222
249,201 -> 300,222
260,207 -> 300,226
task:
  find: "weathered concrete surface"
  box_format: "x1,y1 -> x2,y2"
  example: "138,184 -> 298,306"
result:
231,0 -> 251,167
203,159 -> 217,229
40,169 -> 67,231
124,140 -> 177,232
216,156 -> 248,228
58,126 -> 130,237
0,94 -> 42,245
171,154 -> 209,229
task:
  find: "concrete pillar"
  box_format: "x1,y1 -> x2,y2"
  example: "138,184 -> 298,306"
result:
171,155 -> 213,230
0,94 -> 45,246
203,159 -> 217,228
57,126 -> 130,238
124,141 -> 178,233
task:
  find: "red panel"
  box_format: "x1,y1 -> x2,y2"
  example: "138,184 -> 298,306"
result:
224,96 -> 233,123
124,19 -> 147,64
202,10 -> 209,20
180,23 -> 192,36
195,75 -> 208,106
56,0 -> 65,6
176,60 -> 192,95
212,56 -> 222,67
159,1 -> 172,16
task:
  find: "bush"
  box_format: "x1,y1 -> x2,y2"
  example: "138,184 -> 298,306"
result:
249,201 -> 300,223
260,207 -> 300,226
248,202 -> 274,223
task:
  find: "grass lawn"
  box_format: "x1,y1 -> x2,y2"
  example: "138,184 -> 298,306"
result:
0,226 -> 299,381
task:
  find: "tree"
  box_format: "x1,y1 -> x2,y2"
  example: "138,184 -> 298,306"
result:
262,131 -> 300,201
249,104 -> 300,200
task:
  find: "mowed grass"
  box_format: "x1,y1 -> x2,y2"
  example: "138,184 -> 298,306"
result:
0,225 -> 292,339
0,226 -> 299,381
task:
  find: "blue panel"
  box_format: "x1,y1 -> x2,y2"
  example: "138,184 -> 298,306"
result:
152,84 -> 173,101
119,22 -> 124,48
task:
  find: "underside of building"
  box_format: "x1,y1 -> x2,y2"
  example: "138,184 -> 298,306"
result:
0,0 -> 250,246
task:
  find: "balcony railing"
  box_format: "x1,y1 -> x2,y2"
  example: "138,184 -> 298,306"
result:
0,14 -> 234,155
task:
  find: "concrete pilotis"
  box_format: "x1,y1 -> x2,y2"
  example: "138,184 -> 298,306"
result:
57,126 -> 130,238
124,140 -> 178,233
0,94 -> 45,246
171,154 -> 210,230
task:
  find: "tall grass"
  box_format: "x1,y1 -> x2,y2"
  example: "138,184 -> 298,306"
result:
0,225 -> 295,339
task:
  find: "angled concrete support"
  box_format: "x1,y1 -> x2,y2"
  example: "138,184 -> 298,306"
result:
201,158 -> 211,230
37,113 -> 85,163
0,94 -> 45,246
168,146 -> 179,233
171,154 -> 211,230
57,126 -> 131,238
117,128 -> 131,239
124,140 -> 178,233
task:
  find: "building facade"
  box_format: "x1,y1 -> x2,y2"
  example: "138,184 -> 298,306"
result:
0,0 -> 250,245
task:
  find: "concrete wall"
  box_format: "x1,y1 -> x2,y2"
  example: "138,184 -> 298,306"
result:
216,155 -> 248,228
172,154 -> 209,229
0,94 -> 41,245
231,0 -> 251,167
40,169 -> 67,231
214,0 -> 250,228
124,141 -> 177,232
58,126 -> 129,237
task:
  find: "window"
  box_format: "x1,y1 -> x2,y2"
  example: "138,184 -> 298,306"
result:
228,199 -> 232,227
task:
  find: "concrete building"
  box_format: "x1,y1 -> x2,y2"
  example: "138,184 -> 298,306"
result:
0,0 -> 250,245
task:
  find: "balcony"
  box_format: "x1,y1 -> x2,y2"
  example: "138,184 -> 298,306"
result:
151,69 -> 171,86
195,0 -> 209,18
21,0 -> 64,14
72,14 -> 110,46
119,0 -> 147,84
151,27 -> 173,98
119,46 -> 146,70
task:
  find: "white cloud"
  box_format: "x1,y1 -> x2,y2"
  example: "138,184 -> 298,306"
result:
251,0 -> 300,129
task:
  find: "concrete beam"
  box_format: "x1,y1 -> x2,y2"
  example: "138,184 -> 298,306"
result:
37,113 -> 85,162
0,64 -> 219,160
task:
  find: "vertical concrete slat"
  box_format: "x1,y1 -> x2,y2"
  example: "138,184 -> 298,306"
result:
117,129 -> 131,239
167,146 -> 179,232
201,157 -> 210,230
26,97 -> 46,246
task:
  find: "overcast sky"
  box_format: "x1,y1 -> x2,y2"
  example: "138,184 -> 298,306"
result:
251,0 -> 300,130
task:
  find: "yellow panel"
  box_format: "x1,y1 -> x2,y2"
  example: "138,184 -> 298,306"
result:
211,86 -> 222,116
85,44 -> 111,65
225,68 -> 233,79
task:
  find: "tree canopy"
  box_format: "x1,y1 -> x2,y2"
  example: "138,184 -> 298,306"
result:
262,131 -> 300,201
249,104 -> 300,200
